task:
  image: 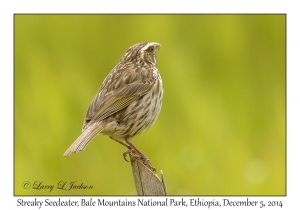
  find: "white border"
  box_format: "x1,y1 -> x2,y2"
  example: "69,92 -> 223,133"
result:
1,0 -> 299,209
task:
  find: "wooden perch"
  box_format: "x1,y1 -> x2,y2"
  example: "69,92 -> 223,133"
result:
130,154 -> 167,195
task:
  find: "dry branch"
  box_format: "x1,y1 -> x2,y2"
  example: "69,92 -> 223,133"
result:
130,155 -> 167,195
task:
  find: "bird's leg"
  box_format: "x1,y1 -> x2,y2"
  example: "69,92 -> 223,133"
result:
126,142 -> 156,173
126,142 -> 149,163
122,148 -> 134,162
113,138 -> 156,172
112,141 -> 142,163
111,139 -> 133,162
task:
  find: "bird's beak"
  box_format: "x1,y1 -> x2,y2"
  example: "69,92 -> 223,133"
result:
156,43 -> 161,50
153,43 -> 161,53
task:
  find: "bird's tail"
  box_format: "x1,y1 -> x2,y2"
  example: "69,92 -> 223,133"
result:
63,123 -> 105,157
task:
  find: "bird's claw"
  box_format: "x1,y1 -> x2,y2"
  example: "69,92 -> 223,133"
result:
123,149 -> 156,173
123,149 -> 142,162
123,149 -> 133,162
133,155 -> 156,173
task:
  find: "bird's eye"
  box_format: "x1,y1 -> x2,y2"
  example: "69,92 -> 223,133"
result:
148,46 -> 154,53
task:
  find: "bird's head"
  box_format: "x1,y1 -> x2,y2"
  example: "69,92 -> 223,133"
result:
121,42 -> 161,66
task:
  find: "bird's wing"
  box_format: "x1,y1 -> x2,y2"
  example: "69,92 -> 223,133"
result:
82,78 -> 155,131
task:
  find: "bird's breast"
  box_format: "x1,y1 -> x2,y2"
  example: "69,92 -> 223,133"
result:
103,71 -> 163,142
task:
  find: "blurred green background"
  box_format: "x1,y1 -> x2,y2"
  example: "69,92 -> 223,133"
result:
14,15 -> 285,195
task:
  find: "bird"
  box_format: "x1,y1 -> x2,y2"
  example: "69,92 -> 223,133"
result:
63,42 -> 163,172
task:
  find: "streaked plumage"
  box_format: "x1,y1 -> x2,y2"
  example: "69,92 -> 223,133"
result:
64,42 -> 163,172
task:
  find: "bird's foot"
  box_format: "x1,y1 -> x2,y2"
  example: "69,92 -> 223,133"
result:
123,147 -> 156,173
130,152 -> 156,173
145,163 -> 156,173
123,149 -> 133,162
123,148 -> 144,162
